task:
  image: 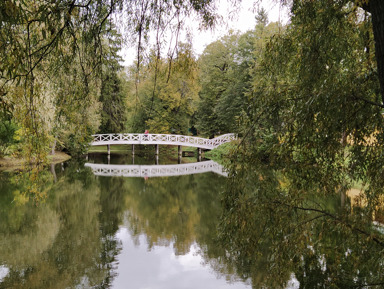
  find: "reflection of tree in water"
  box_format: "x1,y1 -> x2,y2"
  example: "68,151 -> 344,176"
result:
118,171 -> 256,284
98,176 -> 125,285
121,175 -> 201,255
0,161 -> 124,288
218,159 -> 384,288
194,173 -> 254,285
0,160 -> 271,288
118,171 -> 259,284
8,157 -> 381,288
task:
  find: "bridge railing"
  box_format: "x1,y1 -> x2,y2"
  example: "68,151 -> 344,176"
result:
91,133 -> 237,150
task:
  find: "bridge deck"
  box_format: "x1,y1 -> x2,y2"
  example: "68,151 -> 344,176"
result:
91,133 -> 237,150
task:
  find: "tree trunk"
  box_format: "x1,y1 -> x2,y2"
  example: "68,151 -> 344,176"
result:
369,0 -> 384,104
51,139 -> 56,155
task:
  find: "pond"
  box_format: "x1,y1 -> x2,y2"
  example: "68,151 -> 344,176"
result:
1,152 -> 383,288
0,153 -> 255,289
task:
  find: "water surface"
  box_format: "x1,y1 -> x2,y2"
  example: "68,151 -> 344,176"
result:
0,154 -> 251,289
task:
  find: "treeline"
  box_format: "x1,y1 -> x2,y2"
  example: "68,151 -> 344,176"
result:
113,10 -> 279,138
0,5 -> 278,159
0,0 -> 218,162
1,0 -> 384,175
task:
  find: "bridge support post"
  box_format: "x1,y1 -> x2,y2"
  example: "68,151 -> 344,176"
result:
178,145 -> 182,164
197,148 -> 202,162
155,144 -> 159,155
132,144 -> 135,155
107,145 -> 110,155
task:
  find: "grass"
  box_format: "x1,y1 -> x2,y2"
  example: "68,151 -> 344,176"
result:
203,142 -> 237,164
88,144 -> 131,153
0,151 -> 71,171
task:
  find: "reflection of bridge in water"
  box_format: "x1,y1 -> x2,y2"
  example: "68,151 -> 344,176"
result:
84,160 -> 228,178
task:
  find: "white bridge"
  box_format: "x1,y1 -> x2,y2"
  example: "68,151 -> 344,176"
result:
91,133 -> 237,150
84,160 -> 228,178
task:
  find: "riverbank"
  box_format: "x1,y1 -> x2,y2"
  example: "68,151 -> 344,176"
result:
0,151 -> 71,171
203,142 -> 236,165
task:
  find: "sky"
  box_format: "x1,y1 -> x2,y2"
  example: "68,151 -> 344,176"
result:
191,0 -> 288,55
119,0 -> 289,66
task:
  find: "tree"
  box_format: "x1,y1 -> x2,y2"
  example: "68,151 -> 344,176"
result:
99,27 -> 127,134
358,0 -> 384,104
221,2 -> 384,286
196,18 -> 280,137
196,31 -> 249,137
218,2 -> 384,287
0,0 -> 114,160
273,0 -> 384,107
126,43 -> 199,134
255,7 -> 268,28
246,0 -> 382,185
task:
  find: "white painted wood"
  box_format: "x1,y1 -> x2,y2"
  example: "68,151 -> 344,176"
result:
90,133 -> 237,150
84,160 -> 228,177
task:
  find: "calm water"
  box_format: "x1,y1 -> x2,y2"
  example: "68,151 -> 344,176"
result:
3,153 -> 380,288
0,154 -> 253,289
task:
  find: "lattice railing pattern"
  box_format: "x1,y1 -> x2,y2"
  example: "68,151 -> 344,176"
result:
84,161 -> 228,178
91,133 -> 237,150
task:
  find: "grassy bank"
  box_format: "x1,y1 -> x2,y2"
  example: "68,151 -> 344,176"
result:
88,144 -> 130,153
204,142 -> 236,165
0,151 -> 71,171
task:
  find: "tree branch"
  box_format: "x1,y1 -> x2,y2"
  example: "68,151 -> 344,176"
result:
273,200 -> 384,247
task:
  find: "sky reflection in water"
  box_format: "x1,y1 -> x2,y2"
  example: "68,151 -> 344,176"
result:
112,228 -> 251,289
